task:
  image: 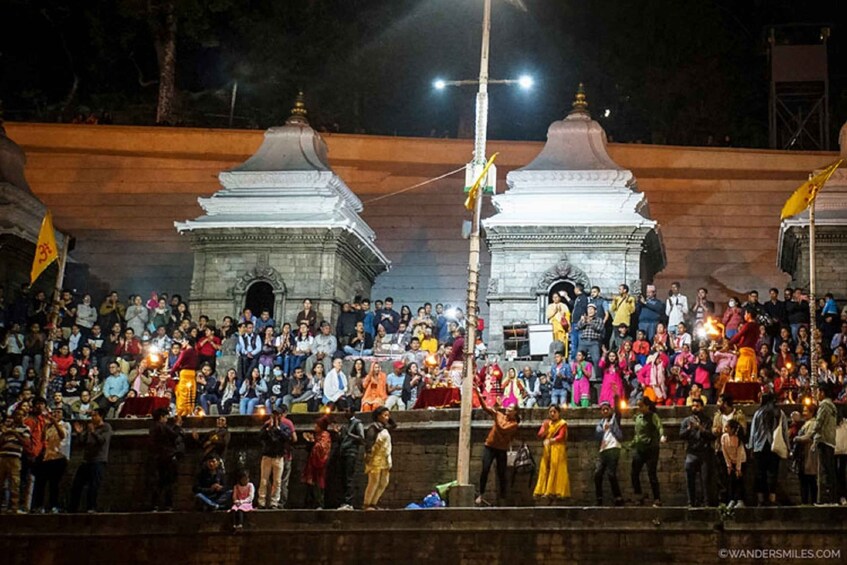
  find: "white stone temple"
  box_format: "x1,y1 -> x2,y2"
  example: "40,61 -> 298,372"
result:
778,122 -> 847,299
483,85 -> 666,354
176,93 -> 390,324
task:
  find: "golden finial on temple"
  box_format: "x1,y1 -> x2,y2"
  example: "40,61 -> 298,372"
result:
286,91 -> 309,126
570,83 -> 589,116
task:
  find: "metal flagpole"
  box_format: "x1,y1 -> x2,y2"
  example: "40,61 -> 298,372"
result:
455,0 -> 491,503
808,198 -> 818,391
38,235 -> 71,398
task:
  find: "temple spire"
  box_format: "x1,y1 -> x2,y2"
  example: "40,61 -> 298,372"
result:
285,91 -> 309,126
568,83 -> 590,117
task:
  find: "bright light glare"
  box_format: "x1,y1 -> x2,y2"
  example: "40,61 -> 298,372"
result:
518,75 -> 534,89
433,79 -> 446,90
603,108 -> 611,118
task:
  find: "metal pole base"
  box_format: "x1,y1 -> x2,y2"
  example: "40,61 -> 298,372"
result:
448,484 -> 477,508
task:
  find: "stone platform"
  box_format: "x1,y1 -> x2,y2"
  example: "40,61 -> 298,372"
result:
2,507 -> 845,565
53,405 -> 811,513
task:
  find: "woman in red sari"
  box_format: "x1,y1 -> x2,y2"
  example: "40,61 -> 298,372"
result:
302,416 -> 332,508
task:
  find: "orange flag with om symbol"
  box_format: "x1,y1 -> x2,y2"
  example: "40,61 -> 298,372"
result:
31,211 -> 59,285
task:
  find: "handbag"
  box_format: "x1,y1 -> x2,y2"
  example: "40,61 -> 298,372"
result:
506,445 -> 519,467
771,412 -> 789,459
836,421 -> 847,456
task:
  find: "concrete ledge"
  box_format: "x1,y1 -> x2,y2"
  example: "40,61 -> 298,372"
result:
2,508 -> 845,565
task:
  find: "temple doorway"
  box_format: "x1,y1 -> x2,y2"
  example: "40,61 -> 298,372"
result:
245,281 -> 275,318
548,279 -> 576,305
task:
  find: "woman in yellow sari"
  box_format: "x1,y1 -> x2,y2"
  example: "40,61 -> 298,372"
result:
546,293 -> 571,359
534,405 -> 571,499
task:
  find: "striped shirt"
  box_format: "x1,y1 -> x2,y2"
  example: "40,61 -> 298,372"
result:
0,425 -> 31,458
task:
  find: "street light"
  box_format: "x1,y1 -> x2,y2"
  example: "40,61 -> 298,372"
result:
433,78 -> 447,90
447,0 -> 531,509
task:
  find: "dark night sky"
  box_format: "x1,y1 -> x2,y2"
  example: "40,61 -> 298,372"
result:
1,0 -> 845,148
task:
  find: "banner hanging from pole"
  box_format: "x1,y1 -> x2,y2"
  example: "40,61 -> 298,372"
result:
780,159 -> 843,220
31,211 -> 59,285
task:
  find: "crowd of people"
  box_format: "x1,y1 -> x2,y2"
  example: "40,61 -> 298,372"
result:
1,280 -> 847,519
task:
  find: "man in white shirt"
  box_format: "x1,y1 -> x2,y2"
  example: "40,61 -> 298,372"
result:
323,358 -> 348,407
666,282 -> 689,336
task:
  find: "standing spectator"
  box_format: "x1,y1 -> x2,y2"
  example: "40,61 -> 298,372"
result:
679,398 -> 717,507
0,408 -> 31,513
230,469 -> 254,532
763,288 -> 788,339
254,310 -> 275,334
193,455 -> 230,511
598,350 -> 625,407
363,406 -> 395,510
815,383 -> 839,504
302,416 -> 332,509
361,298 -> 375,339
631,397 -> 666,507
610,284 -> 637,334
257,410 -> 292,510
337,399 -> 364,510
475,385 -> 520,506
125,296 -> 148,337
69,408 -> 113,513
296,299 -> 319,335
594,401 -> 624,506
98,291 -> 125,330
193,416 -> 230,463
74,295 -> 98,337
335,303 -> 359,348
575,304 -> 603,379
786,289 -> 810,343
546,292 -> 570,353
690,288 -> 715,329
570,351 -> 593,407
720,419 -> 747,508
637,285 -> 663,342
722,298 -> 743,338
665,282 -> 689,336
793,404 -> 818,505
148,409 -> 183,511
747,393 -> 789,506
533,405 -> 571,500
549,352 -> 571,407
569,284 -> 589,360
32,405 -> 70,513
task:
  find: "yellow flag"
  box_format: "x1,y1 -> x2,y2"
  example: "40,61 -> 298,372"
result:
31,211 -> 59,284
780,159 -> 843,220
464,153 -> 499,211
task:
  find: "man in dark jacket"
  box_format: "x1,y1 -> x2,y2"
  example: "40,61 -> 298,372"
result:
193,455 -> 230,510
335,303 -> 361,348
680,398 -> 717,507
257,410 -> 292,509
149,408 -> 183,511
569,284 -> 589,360
337,399 -> 365,510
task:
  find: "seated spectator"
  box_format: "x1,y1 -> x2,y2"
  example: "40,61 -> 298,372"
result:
274,323 -> 295,376
290,322 -> 313,371
266,366 -> 288,412
361,362 -> 388,412
343,321 -> 373,357
372,325 -> 392,356
51,343 -> 74,378
71,390 -> 98,420
283,367 -> 314,411
52,391 -> 73,421
239,368 -> 267,415
254,310 -> 275,334
335,303 -> 359,349
306,322 -> 337,375
346,359 -> 366,411
215,369 -> 239,415
323,358 -> 347,408
685,383 -> 708,406
385,361 -> 406,411
101,361 -> 129,418
196,363 -> 218,415
420,326 -> 438,355
401,337 -> 427,368
193,455 -> 231,511
258,327 -> 277,380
